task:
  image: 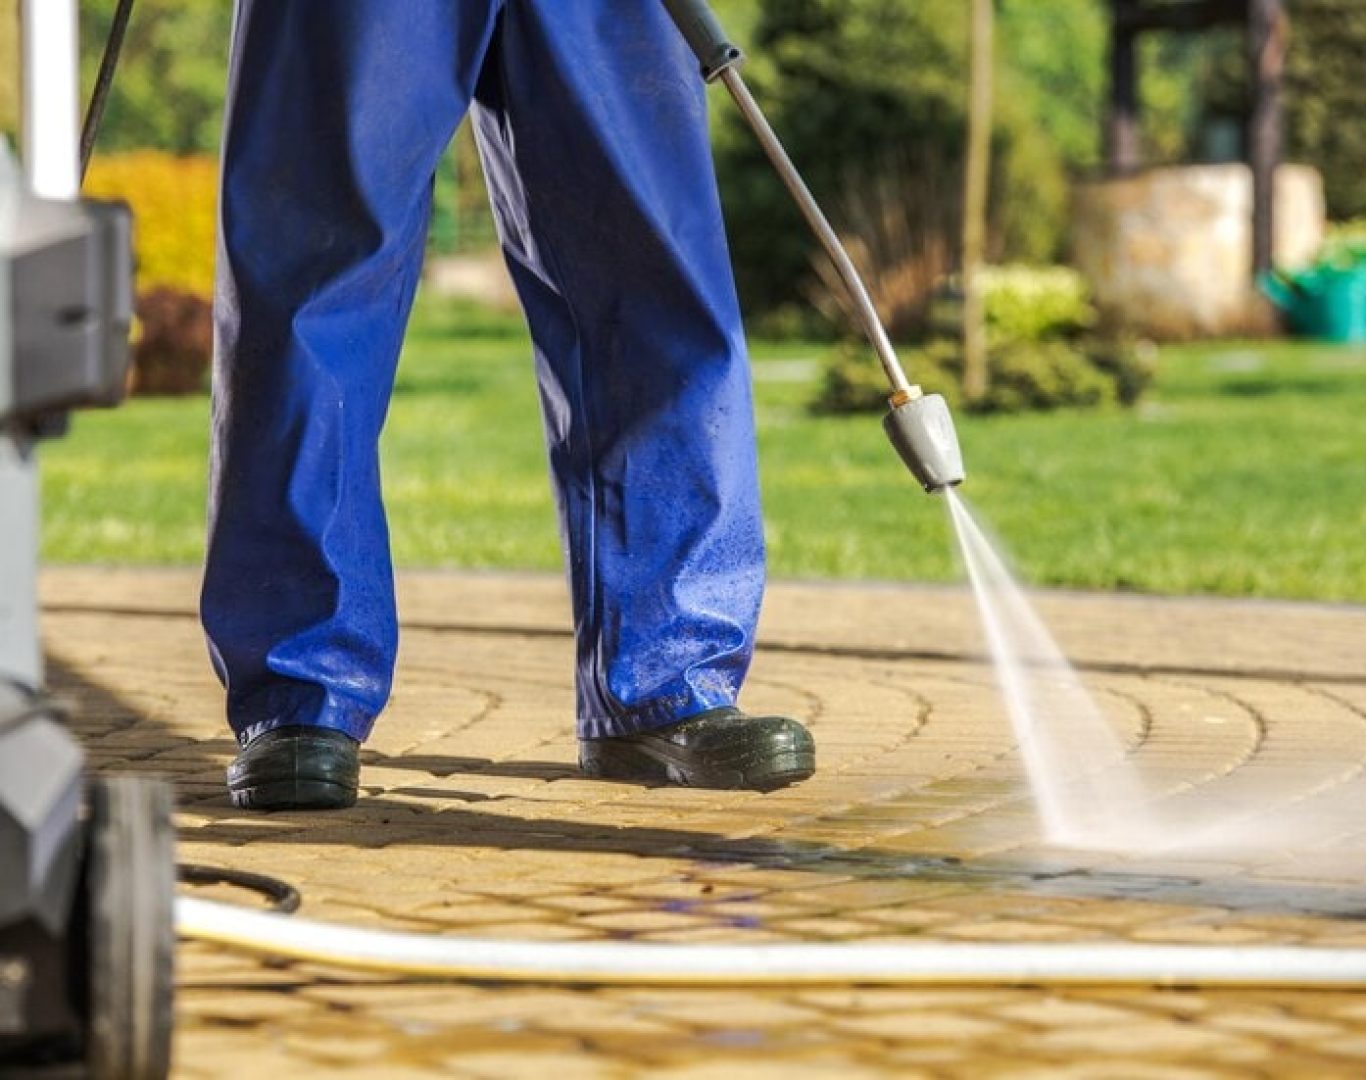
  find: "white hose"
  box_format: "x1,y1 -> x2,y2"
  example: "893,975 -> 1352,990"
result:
177,897 -> 1366,988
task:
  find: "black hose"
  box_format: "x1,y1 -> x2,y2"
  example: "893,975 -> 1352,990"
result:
177,863 -> 302,915
1,691 -> 303,914
80,0 -> 137,181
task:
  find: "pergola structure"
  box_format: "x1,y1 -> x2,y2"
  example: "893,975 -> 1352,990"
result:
1106,0 -> 1288,274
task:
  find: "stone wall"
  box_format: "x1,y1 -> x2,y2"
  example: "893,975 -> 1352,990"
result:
1073,164 -> 1325,339
423,250 -> 520,312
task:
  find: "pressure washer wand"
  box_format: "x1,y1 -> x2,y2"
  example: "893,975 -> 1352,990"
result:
662,0 -> 966,492
719,69 -> 911,402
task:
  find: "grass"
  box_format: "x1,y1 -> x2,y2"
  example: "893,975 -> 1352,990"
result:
40,298 -> 1366,601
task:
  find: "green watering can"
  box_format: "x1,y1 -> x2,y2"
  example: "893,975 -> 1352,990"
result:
1260,260 -> 1366,344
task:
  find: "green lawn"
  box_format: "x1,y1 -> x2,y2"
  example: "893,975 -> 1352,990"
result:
40,300 -> 1366,601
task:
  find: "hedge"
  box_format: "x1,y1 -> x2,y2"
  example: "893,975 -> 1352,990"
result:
84,151 -> 218,299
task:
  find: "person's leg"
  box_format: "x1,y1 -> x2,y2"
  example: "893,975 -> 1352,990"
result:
471,1 -> 811,786
205,1 -> 499,781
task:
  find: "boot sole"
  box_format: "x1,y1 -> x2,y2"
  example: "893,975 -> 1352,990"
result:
580,737 -> 815,792
228,778 -> 357,812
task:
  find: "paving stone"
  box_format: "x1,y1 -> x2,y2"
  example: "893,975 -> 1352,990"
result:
39,568 -> 1366,1078
1034,1020 -> 1268,1060
832,1010 -> 1007,1040
991,1065 -> 1239,1080
1209,1009 -> 1344,1042
993,997 -> 1146,1027
650,1061 -> 903,1080
1316,1036 -> 1366,1057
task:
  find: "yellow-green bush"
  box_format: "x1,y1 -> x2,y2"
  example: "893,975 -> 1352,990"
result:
813,265 -> 1155,415
814,335 -> 1153,416
84,152 -> 217,299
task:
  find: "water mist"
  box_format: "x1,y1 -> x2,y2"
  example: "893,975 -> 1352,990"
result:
944,489 -> 1157,849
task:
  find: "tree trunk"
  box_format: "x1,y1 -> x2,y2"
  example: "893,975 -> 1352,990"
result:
962,0 -> 995,405
1106,1 -> 1141,175
1248,0 -> 1287,276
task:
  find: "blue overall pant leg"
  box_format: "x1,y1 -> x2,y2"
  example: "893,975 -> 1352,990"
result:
203,0 -> 765,747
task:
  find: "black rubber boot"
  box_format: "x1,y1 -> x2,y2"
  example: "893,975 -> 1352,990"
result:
579,707 -> 815,791
227,726 -> 360,811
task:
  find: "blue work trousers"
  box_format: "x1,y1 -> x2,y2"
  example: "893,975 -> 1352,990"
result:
203,0 -> 766,746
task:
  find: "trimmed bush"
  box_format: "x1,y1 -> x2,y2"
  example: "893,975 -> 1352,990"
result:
130,288 -> 212,396
985,339 -> 1117,412
815,336 -> 1152,415
1320,219 -> 1366,268
980,265 -> 1095,343
813,265 -> 1154,415
84,152 -> 218,299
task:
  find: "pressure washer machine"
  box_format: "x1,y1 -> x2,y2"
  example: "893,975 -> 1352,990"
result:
0,696 -> 175,1078
1,2 -> 175,1076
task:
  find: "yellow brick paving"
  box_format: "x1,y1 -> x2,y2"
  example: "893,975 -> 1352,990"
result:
39,568 -> 1366,1078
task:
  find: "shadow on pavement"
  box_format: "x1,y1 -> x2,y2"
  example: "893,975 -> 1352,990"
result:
47,654 -> 1366,925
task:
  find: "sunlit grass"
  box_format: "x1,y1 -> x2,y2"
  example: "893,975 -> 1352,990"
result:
40,298 -> 1366,601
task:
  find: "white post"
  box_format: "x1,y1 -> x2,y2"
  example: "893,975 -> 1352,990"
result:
0,0 -> 82,689
21,0 -> 82,201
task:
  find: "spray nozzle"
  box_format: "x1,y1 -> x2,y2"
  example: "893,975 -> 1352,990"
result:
884,390 -> 966,493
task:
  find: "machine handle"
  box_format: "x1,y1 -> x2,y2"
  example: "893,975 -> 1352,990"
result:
661,0 -> 744,81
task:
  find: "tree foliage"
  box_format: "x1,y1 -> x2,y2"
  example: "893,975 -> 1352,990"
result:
69,0 -> 752,159
1172,0 -> 1366,220
715,0 -> 1104,320
716,0 -> 964,317
1285,0 -> 1366,220
997,0 -> 1108,170
80,0 -> 231,155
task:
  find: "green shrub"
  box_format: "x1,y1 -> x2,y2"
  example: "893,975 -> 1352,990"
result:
812,265 -> 1154,415
130,287 -> 212,396
747,302 -> 841,343
1087,336 -> 1157,407
981,265 -> 1095,342
814,338 -> 960,414
85,152 -> 218,299
814,335 -> 1151,416
985,339 -> 1115,412
1319,219 -> 1366,268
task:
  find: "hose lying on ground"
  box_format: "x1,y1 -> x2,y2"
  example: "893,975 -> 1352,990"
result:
176,864 -> 301,914
177,896 -> 1366,989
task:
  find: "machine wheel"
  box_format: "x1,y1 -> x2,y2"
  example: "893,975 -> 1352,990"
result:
84,777 -> 175,1080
